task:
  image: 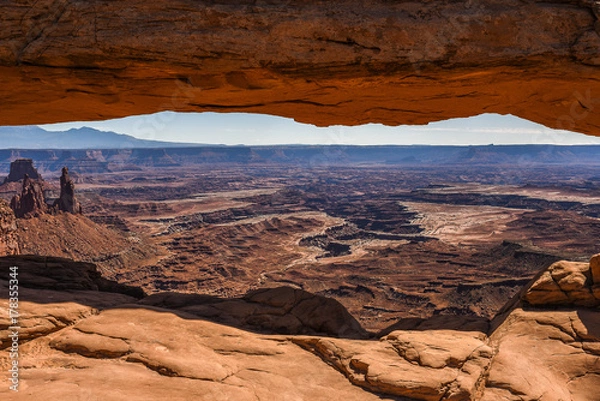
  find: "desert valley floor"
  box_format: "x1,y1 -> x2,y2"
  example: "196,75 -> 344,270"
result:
1,149 -> 599,331
1,147 -> 600,400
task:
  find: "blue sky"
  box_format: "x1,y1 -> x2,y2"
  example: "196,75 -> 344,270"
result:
41,112 -> 600,146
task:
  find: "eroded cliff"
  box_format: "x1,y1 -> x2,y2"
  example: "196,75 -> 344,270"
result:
0,201 -> 18,256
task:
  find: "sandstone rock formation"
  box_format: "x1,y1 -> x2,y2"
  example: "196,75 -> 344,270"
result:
0,200 -> 19,256
294,330 -> 493,401
484,308 -> 600,401
1,255 -> 599,400
3,159 -> 41,183
523,257 -> 600,307
9,174 -> 47,218
0,1 -> 599,136
52,167 -> 81,214
7,165 -> 83,218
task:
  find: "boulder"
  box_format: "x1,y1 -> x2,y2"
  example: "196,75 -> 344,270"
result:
293,329 -> 492,401
523,258 -> 600,307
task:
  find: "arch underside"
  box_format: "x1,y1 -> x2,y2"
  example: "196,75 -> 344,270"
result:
0,0 -> 599,134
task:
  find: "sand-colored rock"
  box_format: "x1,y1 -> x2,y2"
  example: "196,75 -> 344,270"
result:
1,307 -> 393,401
0,1 -> 599,136
523,257 -> 600,307
0,281 -> 129,348
1,255 -> 600,400
484,308 -> 600,401
294,329 -> 492,401
0,256 -> 140,347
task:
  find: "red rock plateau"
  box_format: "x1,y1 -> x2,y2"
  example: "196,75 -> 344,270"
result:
3,159 -> 41,184
0,0 -> 599,135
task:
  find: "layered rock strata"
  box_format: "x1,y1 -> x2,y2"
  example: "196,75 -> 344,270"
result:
9,174 -> 47,218
0,1 -> 599,135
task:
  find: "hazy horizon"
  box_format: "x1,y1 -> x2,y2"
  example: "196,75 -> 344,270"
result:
39,112 -> 600,146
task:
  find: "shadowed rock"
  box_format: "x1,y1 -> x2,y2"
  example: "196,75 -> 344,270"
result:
0,255 -> 144,298
139,286 -> 369,339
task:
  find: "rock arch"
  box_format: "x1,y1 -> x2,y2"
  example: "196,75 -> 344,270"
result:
1,0 -> 599,135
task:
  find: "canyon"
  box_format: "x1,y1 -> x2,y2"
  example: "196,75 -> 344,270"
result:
1,152 -> 599,334
1,0 -> 600,399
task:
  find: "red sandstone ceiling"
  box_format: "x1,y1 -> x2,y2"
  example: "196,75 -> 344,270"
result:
1,0 -> 599,135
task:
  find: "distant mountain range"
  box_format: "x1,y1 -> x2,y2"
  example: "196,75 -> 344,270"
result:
1,124 -> 600,174
1,145 -> 600,175
0,126 -> 204,149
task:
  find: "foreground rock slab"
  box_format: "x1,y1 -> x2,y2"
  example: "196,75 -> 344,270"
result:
294,330 -> 492,401
1,255 -> 599,400
483,308 -> 600,401
3,308 -> 393,401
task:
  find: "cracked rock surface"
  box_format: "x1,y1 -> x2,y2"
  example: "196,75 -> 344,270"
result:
1,254 -> 599,400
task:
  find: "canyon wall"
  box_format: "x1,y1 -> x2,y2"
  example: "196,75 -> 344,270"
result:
0,0 -> 599,135
0,200 -> 19,256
